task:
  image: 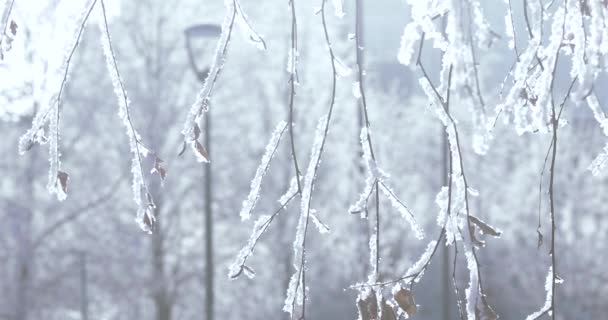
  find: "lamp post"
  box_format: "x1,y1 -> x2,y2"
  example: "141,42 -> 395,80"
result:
184,23 -> 221,320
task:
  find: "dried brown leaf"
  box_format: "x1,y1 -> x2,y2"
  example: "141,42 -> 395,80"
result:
57,171 -> 69,194
9,20 -> 17,36
394,287 -> 416,317
193,123 -> 201,140
193,140 -> 210,163
152,157 -> 166,181
476,299 -> 498,320
178,141 -> 187,156
469,215 -> 501,237
357,290 -> 378,320
380,300 -> 396,320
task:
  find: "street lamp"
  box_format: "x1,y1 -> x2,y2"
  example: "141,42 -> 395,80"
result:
184,24 -> 222,82
184,23 -> 221,320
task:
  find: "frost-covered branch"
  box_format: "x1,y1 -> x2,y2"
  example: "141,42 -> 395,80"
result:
18,0 -> 98,201
239,121 -> 288,221
287,0 -> 303,191
412,27 -> 499,318
98,0 -> 156,233
284,2 -> 346,318
0,0 -> 16,59
228,191 -> 297,279
398,0 -> 495,154
181,0 -> 265,160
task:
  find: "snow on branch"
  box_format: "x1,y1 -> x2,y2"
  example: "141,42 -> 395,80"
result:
98,0 -> 156,233
239,121 -> 288,221
0,0 -> 16,59
181,0 -> 266,160
525,267 -> 556,320
18,0 -> 98,201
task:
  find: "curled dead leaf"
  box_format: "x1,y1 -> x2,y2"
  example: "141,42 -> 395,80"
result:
193,140 -> 210,163
476,299 -> 498,320
193,123 -> 201,140
23,139 -> 35,151
9,20 -> 17,36
381,300 -> 396,320
151,157 -> 167,181
178,141 -> 187,156
393,287 -> 416,317
469,215 -> 501,237
56,171 -> 69,194
357,290 -> 378,320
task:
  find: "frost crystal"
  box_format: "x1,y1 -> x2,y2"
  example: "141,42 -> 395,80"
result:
228,214 -> 272,279
285,115 -> 329,316
331,0 -> 345,18
234,0 -> 266,50
98,1 -> 152,231
586,95 -> 608,176
525,266 -> 554,320
183,0 -> 265,147
310,209 -> 330,234
279,176 -> 299,207
352,81 -> 362,99
287,48 -> 298,74
18,0 -> 96,201
464,250 -> 479,320
239,121 -> 287,221
403,240 -> 437,283
333,56 -> 352,78
380,183 -> 424,239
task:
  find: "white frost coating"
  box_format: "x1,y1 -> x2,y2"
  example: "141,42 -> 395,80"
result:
239,121 -> 287,221
333,56 -> 352,78
287,48 -> 298,74
352,81 -> 362,99
234,0 -> 266,50
279,176 -> 299,206
285,115 -> 328,316
403,240 -> 437,283
98,3 -> 151,231
183,0 -> 266,145
360,127 -> 387,179
585,94 -> 608,176
310,209 -> 330,234
466,186 -> 479,197
182,5 -> 231,142
589,144 -> 608,177
348,175 -> 374,217
284,269 -> 303,315
300,115 -> 328,225
351,127 -> 422,237
380,183 -> 424,239
331,0 -> 345,18
397,24 -> 420,66
525,266 -> 554,320
18,0 -> 95,200
228,214 -> 271,279
585,95 -> 608,176
48,108 -> 64,201
368,222 -> 378,282
504,0 -> 515,49
464,250 -> 479,320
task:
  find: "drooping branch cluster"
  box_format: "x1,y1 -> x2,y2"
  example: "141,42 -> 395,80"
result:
10,0 -> 608,318
229,1 -> 350,319
16,0 -> 164,233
